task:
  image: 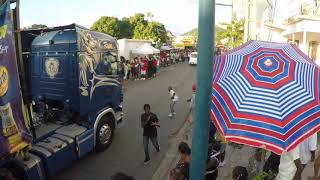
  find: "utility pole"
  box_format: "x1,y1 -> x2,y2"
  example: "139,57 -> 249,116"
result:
244,0 -> 257,42
189,0 -> 214,179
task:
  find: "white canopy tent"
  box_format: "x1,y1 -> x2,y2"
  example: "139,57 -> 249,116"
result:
160,45 -> 172,51
131,43 -> 160,55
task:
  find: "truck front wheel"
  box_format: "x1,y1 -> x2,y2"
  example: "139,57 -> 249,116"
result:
96,116 -> 114,151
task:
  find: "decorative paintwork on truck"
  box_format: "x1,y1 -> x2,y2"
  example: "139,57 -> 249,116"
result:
77,28 -> 120,99
0,1 -> 31,158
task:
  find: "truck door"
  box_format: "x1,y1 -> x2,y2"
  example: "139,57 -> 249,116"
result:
79,50 -> 122,119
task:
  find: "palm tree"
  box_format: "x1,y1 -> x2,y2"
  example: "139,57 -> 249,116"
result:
216,16 -> 245,48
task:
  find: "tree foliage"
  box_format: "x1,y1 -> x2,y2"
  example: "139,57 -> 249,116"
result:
91,13 -> 169,43
91,16 -> 122,38
216,17 -> 245,48
24,24 -> 47,30
119,17 -> 133,39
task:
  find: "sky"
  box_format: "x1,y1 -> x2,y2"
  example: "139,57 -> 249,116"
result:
21,0 -> 244,35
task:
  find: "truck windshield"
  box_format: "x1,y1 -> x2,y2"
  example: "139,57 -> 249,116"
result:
99,51 -> 118,76
191,53 -> 197,58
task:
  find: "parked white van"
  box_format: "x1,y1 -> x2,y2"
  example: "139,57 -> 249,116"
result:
189,52 -> 197,65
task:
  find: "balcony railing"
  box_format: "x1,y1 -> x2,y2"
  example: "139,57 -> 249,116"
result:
300,1 -> 320,16
282,1 -> 320,25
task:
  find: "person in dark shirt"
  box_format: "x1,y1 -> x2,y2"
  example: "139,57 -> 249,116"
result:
170,142 -> 191,180
232,166 -> 248,180
263,152 -> 280,179
206,147 -> 220,180
141,104 -> 160,164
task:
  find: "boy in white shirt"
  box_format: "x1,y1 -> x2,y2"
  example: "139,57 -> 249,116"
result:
275,146 -> 302,180
168,86 -> 178,117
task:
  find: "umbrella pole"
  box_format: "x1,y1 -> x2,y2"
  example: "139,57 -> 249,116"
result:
189,0 -> 214,179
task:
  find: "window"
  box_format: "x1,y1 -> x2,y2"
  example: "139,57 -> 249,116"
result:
190,53 -> 197,58
308,41 -> 318,62
97,51 -> 118,75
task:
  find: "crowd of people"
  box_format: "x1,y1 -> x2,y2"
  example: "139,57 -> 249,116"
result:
118,50 -> 192,81
168,122 -> 317,180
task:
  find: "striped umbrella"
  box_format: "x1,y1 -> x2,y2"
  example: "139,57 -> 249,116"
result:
210,40 -> 320,154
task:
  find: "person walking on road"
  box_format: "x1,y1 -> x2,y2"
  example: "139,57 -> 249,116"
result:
168,86 -> 179,118
141,104 -> 160,164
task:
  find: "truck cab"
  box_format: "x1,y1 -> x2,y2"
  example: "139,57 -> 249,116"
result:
1,24 -> 124,180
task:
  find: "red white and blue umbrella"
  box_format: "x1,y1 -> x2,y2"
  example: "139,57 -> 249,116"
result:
210,40 -> 320,154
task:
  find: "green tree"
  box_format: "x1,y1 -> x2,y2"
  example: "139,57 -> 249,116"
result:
119,17 -> 133,39
129,13 -> 147,39
146,12 -> 154,22
91,13 -> 169,43
91,16 -> 122,38
24,24 -> 47,29
143,22 -> 168,43
216,17 -> 244,48
129,13 -> 168,43
129,13 -> 146,27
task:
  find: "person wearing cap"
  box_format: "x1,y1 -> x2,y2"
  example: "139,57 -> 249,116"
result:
170,142 -> 191,180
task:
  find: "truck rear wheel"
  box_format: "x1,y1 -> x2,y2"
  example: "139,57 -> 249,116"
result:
96,116 -> 114,151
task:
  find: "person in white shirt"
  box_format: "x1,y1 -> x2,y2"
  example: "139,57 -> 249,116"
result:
168,86 -> 178,118
186,83 -> 196,124
300,133 -> 317,171
275,146 -> 302,180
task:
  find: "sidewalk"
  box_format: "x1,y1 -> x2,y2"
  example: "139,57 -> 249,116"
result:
152,120 -> 316,180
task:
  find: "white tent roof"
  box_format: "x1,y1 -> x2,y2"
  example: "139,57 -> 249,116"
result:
160,45 -> 172,51
131,43 -> 160,55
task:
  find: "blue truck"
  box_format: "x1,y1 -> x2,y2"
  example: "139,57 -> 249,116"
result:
0,1 -> 123,179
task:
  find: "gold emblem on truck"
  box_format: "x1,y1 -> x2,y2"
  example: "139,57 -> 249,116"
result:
104,43 -> 113,49
45,58 -> 59,79
0,66 -> 9,97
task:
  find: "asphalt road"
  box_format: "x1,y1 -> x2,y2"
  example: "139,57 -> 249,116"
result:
52,63 -> 196,180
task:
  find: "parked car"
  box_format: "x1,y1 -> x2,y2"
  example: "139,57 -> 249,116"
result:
189,52 -> 197,65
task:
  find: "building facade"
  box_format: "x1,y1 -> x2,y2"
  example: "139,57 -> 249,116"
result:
244,0 -> 320,65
